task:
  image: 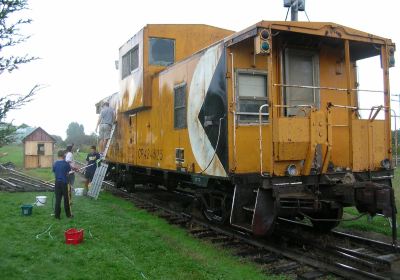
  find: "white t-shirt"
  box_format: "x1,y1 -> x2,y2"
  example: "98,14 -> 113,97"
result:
65,152 -> 75,170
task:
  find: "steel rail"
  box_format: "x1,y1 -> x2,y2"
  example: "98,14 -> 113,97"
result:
106,183 -> 398,280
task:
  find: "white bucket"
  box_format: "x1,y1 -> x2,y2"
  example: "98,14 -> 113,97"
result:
36,196 -> 47,206
75,188 -> 84,196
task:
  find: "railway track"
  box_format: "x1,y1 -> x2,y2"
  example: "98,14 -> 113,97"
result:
0,164 -> 53,192
105,183 -> 400,280
1,165 -> 398,279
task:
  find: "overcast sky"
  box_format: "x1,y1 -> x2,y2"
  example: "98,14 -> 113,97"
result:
0,0 -> 399,138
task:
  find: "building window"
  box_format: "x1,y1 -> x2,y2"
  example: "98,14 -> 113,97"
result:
122,45 -> 139,79
149,37 -> 175,66
237,70 -> 268,122
174,83 -> 186,129
37,143 -> 45,155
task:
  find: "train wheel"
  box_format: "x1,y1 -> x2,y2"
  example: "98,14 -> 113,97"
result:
201,191 -> 231,225
115,175 -> 124,189
166,181 -> 178,192
310,205 -> 343,232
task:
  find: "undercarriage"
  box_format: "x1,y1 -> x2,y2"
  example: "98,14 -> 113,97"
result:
108,163 -> 397,243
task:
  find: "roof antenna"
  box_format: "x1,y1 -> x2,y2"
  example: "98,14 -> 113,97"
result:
283,0 -> 306,21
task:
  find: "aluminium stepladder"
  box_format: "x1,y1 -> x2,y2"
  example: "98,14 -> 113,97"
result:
87,124 -> 116,199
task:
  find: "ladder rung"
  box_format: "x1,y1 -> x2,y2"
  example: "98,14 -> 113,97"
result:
88,124 -> 116,200
242,206 -> 255,212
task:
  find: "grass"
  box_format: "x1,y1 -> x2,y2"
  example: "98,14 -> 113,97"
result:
0,144 -> 399,238
74,151 -> 89,163
0,144 -> 87,181
339,207 -> 396,237
0,144 -> 53,181
339,169 -> 400,237
24,168 -> 53,181
0,144 -> 23,167
0,191 -> 281,280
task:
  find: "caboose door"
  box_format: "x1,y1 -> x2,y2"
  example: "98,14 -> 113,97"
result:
128,114 -> 137,164
271,48 -> 322,168
283,48 -> 320,116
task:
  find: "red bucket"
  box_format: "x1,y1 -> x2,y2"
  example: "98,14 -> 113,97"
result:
65,228 -> 84,245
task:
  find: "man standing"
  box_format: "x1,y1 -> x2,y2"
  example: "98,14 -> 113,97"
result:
85,145 -> 100,194
96,101 -> 115,155
52,150 -> 72,219
65,144 -> 76,191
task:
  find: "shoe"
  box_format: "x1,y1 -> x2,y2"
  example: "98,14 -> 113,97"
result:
67,214 -> 74,218
55,216 -> 61,220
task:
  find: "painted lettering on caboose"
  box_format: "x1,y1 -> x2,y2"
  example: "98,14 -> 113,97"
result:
137,147 -> 163,161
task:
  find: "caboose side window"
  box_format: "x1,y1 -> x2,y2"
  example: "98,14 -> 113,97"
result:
174,83 -> 187,129
149,37 -> 175,66
236,70 -> 268,123
284,48 -> 320,116
121,45 -> 139,79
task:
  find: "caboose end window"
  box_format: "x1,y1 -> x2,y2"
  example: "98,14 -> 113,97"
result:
236,70 -> 268,123
149,37 -> 175,66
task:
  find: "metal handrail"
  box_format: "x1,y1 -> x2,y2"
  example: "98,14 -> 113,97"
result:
235,112 -> 269,116
274,104 -> 314,109
391,110 -> 398,167
327,103 -> 358,110
274,104 -> 314,117
259,104 -> 270,177
274,83 -> 385,93
327,103 -> 389,111
368,105 -> 383,121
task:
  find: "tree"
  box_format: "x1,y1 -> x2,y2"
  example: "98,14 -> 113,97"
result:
51,134 -> 64,146
65,122 -> 98,150
65,122 -> 86,146
0,0 -> 39,146
86,132 -> 98,146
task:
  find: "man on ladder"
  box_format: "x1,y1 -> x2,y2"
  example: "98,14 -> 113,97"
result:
89,101 -> 116,199
95,101 -> 115,156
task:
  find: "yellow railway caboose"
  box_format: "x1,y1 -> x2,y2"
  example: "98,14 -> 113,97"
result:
99,21 -> 396,236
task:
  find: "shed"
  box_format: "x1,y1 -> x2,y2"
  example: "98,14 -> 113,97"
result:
22,127 -> 56,169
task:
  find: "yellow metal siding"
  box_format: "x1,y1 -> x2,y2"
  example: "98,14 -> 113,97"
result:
107,22 -> 393,178
352,120 -> 386,171
226,38 -> 271,174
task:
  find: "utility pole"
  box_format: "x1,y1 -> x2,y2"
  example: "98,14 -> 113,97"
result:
291,0 -> 298,21
283,0 -> 305,21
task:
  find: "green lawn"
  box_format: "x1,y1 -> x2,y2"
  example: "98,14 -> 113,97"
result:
0,144 -> 399,238
0,192 -> 277,280
339,169 -> 400,237
0,144 -> 87,181
74,151 -> 88,163
0,144 -> 54,181
0,144 -> 23,167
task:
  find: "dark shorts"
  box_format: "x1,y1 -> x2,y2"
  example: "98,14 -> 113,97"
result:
68,173 -> 75,186
85,169 -> 95,181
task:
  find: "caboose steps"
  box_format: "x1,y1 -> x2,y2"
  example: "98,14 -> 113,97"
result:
231,185 -> 277,236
